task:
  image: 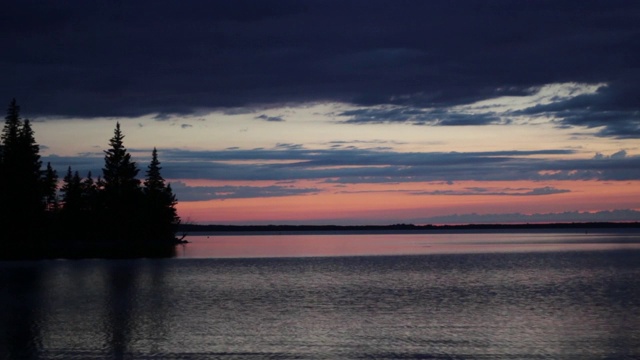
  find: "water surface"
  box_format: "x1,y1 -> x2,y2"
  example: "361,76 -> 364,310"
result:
1,232 -> 639,359
178,231 -> 640,258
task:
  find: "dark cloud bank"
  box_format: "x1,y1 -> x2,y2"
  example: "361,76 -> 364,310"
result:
3,0 -> 640,137
43,146 -> 640,201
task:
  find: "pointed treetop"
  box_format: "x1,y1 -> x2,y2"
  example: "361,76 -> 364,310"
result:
2,99 -> 22,147
5,98 -> 19,121
102,122 -> 140,189
144,147 -> 166,192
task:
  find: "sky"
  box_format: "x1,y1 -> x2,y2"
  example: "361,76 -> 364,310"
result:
2,0 -> 640,225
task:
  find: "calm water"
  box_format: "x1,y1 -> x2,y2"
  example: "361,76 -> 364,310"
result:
1,232 -> 640,359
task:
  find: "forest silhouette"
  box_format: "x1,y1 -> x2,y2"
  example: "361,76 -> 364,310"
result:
0,100 -> 181,259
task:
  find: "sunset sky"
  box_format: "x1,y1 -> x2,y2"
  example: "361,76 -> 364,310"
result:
3,0 -> 640,225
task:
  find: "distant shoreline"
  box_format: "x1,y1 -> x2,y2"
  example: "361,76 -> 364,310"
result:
179,222 -> 640,235
3,222 -> 638,261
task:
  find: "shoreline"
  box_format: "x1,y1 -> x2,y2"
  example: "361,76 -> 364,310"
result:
179,221 -> 640,235
3,222 -> 638,260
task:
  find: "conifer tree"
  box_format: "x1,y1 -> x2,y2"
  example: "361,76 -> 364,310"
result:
103,122 -> 140,194
0,100 -> 46,241
0,101 -> 21,241
143,148 -> 180,242
61,167 -> 82,212
81,171 -> 98,212
42,162 -> 59,212
164,183 -> 179,228
1,99 -> 22,158
60,167 -> 85,241
0,99 -> 22,204
144,148 -> 164,192
102,122 -> 142,241
18,119 -> 44,215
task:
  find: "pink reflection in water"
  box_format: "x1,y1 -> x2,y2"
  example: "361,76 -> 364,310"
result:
176,232 -> 640,259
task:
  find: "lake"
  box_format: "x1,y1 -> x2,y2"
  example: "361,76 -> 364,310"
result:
1,231 -> 639,359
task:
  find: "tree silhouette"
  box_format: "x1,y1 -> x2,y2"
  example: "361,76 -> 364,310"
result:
81,171 -> 99,213
18,120 -> 44,216
0,100 -> 22,241
103,122 -> 140,196
143,148 -> 180,242
0,100 -> 48,242
1,100 -> 182,257
42,162 -> 59,212
102,122 -> 143,242
1,99 -> 21,155
60,167 -> 84,242
61,167 -> 82,214
144,148 -> 164,192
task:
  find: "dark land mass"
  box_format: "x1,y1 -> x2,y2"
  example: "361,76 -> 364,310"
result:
179,222 -> 640,234
1,102 -> 182,261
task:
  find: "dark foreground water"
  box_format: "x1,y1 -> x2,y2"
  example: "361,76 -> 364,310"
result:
1,233 -> 640,359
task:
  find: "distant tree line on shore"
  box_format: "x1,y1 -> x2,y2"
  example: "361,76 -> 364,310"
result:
0,100 -> 180,257
179,222 -> 640,233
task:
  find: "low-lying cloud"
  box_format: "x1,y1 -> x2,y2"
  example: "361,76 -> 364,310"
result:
168,181 -> 319,201
414,209 -> 640,225
43,145 -> 640,203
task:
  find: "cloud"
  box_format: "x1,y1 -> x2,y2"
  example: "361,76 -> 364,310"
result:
513,84 -> 640,138
337,106 -> 502,126
170,181 -> 318,201
595,150 -> 627,160
413,209 -> 640,225
255,114 -> 285,122
2,0 -> 638,139
43,146 -> 640,186
412,186 -> 570,196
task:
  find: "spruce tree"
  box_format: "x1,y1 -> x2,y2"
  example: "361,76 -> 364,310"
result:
60,168 -> 85,242
61,167 -> 82,214
18,119 -> 44,215
101,122 -> 142,242
81,171 -> 98,212
42,162 -> 59,212
144,148 -> 164,192
102,122 -> 140,193
0,100 -> 46,242
163,183 -> 180,233
1,99 -> 21,157
143,148 -> 180,242
0,101 -> 19,240
0,100 -> 22,211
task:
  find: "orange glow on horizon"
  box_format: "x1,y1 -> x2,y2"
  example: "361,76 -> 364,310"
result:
175,179 -> 640,224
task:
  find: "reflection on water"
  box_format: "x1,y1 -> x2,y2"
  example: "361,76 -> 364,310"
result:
0,233 -> 639,359
179,231 -> 640,258
0,265 -> 43,360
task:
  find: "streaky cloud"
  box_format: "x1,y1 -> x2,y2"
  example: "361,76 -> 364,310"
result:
255,114 -> 285,122
337,106 -> 502,126
170,181 -> 319,201
43,147 -> 640,189
411,186 -> 570,196
414,209 -> 640,225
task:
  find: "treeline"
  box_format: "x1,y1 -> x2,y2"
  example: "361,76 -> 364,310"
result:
0,100 -> 180,257
179,222 -> 640,233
